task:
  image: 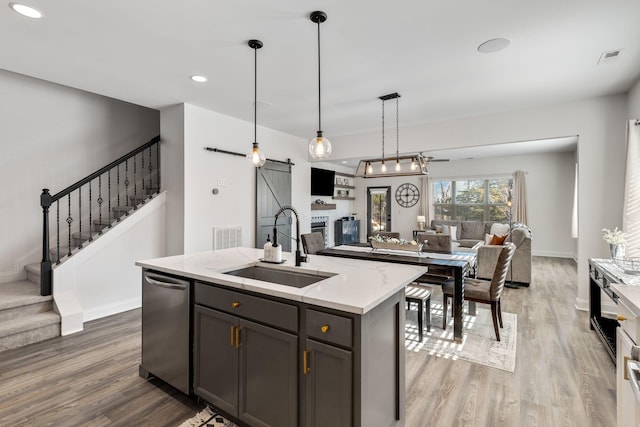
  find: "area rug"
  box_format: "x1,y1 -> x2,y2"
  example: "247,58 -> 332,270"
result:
177,407 -> 237,427
405,301 -> 517,372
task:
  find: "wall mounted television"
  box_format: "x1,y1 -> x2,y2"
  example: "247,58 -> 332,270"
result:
311,167 -> 335,196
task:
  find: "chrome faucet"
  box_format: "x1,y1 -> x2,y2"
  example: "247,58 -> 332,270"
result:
273,205 -> 307,266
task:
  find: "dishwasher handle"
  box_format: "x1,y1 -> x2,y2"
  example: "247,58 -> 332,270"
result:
144,273 -> 188,291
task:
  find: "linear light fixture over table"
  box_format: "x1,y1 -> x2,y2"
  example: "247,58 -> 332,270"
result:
355,153 -> 429,178
355,92 -> 429,178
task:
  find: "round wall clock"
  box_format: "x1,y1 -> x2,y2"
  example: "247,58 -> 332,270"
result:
395,183 -> 420,208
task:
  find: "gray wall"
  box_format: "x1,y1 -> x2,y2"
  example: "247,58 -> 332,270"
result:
0,69 -> 159,282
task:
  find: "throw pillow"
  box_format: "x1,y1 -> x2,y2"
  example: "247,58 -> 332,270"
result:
435,224 -> 443,233
490,234 -> 508,245
442,225 -> 458,241
484,233 -> 493,245
490,223 -> 510,236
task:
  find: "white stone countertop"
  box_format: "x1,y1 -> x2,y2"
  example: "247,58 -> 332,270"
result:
136,247 -> 428,315
592,258 -> 640,317
612,283 -> 640,317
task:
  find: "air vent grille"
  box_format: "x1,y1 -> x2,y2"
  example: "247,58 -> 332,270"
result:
213,225 -> 243,250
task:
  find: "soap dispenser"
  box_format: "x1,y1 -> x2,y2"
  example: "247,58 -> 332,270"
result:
263,234 -> 273,261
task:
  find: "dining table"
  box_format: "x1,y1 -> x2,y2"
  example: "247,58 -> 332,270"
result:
316,243 -> 477,343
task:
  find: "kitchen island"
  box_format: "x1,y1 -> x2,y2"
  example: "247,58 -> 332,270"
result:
136,247 -> 427,427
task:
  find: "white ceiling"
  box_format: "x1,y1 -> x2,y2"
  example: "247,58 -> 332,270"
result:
2,1 -> 639,144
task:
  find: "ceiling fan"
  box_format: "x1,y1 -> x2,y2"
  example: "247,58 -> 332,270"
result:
423,155 -> 450,163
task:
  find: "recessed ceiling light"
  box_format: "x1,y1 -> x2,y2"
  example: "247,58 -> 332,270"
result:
341,161 -> 348,164
9,2 -> 43,18
477,38 -> 510,53
190,75 -> 207,83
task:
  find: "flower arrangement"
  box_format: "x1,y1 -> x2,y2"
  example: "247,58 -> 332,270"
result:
602,227 -> 626,245
368,234 -> 417,246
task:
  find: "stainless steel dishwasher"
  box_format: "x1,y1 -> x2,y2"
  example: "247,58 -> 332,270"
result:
139,270 -> 191,395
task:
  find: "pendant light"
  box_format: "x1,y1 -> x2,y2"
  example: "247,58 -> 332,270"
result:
247,39 -> 266,167
355,92 -> 430,178
308,11 -> 332,159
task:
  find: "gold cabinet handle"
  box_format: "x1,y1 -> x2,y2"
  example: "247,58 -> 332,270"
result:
235,326 -> 241,348
230,326 -> 235,347
303,349 -> 310,375
618,314 -> 627,322
321,325 -> 330,333
232,302 -> 240,309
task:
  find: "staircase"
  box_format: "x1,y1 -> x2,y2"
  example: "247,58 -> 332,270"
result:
0,189 -> 159,353
0,136 -> 160,353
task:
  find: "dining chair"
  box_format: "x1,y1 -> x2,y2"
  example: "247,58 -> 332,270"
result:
441,242 -> 515,341
301,232 -> 325,254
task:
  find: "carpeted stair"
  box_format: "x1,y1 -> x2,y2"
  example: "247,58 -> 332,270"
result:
0,279 -> 60,352
0,189 -> 158,353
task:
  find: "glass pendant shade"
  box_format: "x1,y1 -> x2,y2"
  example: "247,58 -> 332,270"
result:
308,132 -> 332,159
366,162 -> 373,174
395,160 -> 401,171
380,161 -> 387,172
248,142 -> 266,167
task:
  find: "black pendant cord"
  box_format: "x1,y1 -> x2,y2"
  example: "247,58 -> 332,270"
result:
381,99 -> 385,160
316,18 -> 322,134
396,97 -> 399,162
254,44 -> 257,144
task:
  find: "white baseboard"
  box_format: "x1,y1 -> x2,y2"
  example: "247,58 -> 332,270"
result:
83,298 -> 141,322
533,250 -> 575,258
575,297 -> 617,317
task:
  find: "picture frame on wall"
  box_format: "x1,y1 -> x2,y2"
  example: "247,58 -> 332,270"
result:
343,178 -> 349,186
336,177 -> 343,185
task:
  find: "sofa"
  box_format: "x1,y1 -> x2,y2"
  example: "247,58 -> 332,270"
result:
429,219 -> 499,248
477,227 -> 532,285
429,219 -> 532,285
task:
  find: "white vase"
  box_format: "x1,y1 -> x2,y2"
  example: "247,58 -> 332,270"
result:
610,243 -> 625,260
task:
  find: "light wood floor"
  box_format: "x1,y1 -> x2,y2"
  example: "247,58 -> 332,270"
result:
0,257 -> 616,426
406,256 -> 616,426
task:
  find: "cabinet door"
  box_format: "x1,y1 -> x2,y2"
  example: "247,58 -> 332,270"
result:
305,339 -> 352,427
617,326 -> 639,427
238,319 -> 298,427
194,305 -> 238,416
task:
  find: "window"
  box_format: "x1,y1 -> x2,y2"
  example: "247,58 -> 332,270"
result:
432,177 -> 512,221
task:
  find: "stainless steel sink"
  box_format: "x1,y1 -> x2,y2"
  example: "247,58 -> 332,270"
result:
223,265 -> 336,288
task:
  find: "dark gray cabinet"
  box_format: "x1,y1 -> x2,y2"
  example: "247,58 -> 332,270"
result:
304,339 -> 352,426
335,219 -> 360,245
194,284 -> 298,427
304,308 -> 353,426
191,280 -> 404,427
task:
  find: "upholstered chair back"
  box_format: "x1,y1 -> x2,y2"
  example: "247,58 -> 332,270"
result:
301,232 -> 325,254
490,242 -> 516,301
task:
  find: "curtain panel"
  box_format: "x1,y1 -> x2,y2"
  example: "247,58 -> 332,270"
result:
623,120 -> 640,257
512,170 -> 528,225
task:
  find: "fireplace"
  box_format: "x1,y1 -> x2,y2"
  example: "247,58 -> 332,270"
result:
310,215 -> 329,248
